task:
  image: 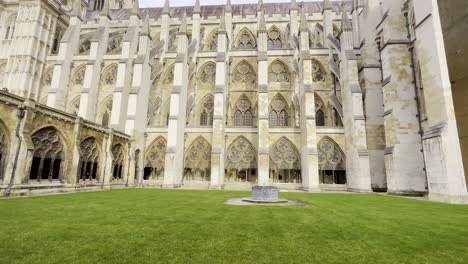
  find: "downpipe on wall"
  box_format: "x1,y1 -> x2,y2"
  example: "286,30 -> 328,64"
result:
5,106 -> 26,196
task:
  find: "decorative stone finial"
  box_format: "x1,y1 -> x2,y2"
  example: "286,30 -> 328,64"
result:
100,0 -> 110,17
219,11 -> 226,32
323,0 -> 333,11
194,0 -> 201,14
180,10 -> 187,33
259,10 -> 267,32
140,14 -> 150,37
290,0 -> 299,11
226,0 -> 232,13
131,0 -> 140,17
257,0 -> 264,12
341,9 -> 352,31
162,0 -> 170,15
71,0 -> 81,17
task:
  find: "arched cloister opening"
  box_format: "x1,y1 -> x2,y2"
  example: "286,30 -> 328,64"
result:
234,27 -> 256,49
225,136 -> 257,183
78,137 -> 100,182
269,137 -> 301,183
111,144 -> 125,181
318,137 -> 346,185
29,127 -> 64,182
0,121 -> 9,181
184,137 -> 212,182
144,137 -> 166,181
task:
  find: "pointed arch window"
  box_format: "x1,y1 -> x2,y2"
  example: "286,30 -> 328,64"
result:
233,97 -> 254,127
269,96 -> 289,127
78,137 -> 99,182
267,27 -> 283,49
200,96 -> 214,126
206,30 -> 218,51
312,60 -> 326,82
315,97 -> 325,127
184,137 -> 212,182
235,28 -> 256,49
269,61 -> 290,83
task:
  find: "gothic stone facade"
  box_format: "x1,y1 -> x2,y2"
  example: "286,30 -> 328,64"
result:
0,0 -> 466,204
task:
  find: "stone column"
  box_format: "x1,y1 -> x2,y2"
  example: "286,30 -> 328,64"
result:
210,14 -> 228,189
357,0 -> 386,191
378,0 -> 426,195
257,10 -> 269,186
412,0 -> 467,203
47,1 -> 83,110
299,10 -> 320,192
322,0 -> 333,48
163,13 -> 189,188
336,12 -> 372,192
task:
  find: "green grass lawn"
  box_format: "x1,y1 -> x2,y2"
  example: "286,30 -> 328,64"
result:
0,189 -> 467,264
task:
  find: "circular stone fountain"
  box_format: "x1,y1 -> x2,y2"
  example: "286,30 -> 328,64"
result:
241,186 -> 289,203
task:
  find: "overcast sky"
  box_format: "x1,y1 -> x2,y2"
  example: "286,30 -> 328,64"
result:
139,0 -> 322,8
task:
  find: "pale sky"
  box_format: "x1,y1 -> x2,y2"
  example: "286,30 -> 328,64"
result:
139,0 -> 322,8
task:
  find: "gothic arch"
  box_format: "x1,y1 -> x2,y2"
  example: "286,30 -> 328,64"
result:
269,93 -> 291,127
100,64 -> 118,86
78,137 -> 100,182
184,136 -> 212,182
234,27 -> 256,49
111,143 -> 125,181
144,137 -> 167,180
164,64 -> 175,84
312,59 -> 326,82
267,25 -> 284,49
198,62 -> 216,85
205,29 -> 218,51
269,137 -> 301,183
71,64 -> 86,86
268,59 -> 290,83
318,137 -> 346,184
0,120 -> 10,181
225,136 -> 257,183
29,127 -> 66,182
68,96 -> 81,116
199,94 -> 214,126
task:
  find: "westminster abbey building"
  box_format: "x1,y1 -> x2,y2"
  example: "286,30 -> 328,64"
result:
0,0 -> 467,204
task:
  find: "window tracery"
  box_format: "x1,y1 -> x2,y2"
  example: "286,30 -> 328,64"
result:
78,137 -> 99,181
318,137 -> 346,184
199,63 -> 216,84
29,127 -> 64,181
78,39 -> 91,54
312,60 -> 326,82
101,64 -> 118,86
184,137 -> 211,181
71,66 -> 85,85
267,27 -> 283,49
268,61 -> 289,83
235,28 -> 256,49
232,61 -> 256,86
144,137 -> 166,180
226,137 -> 257,183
